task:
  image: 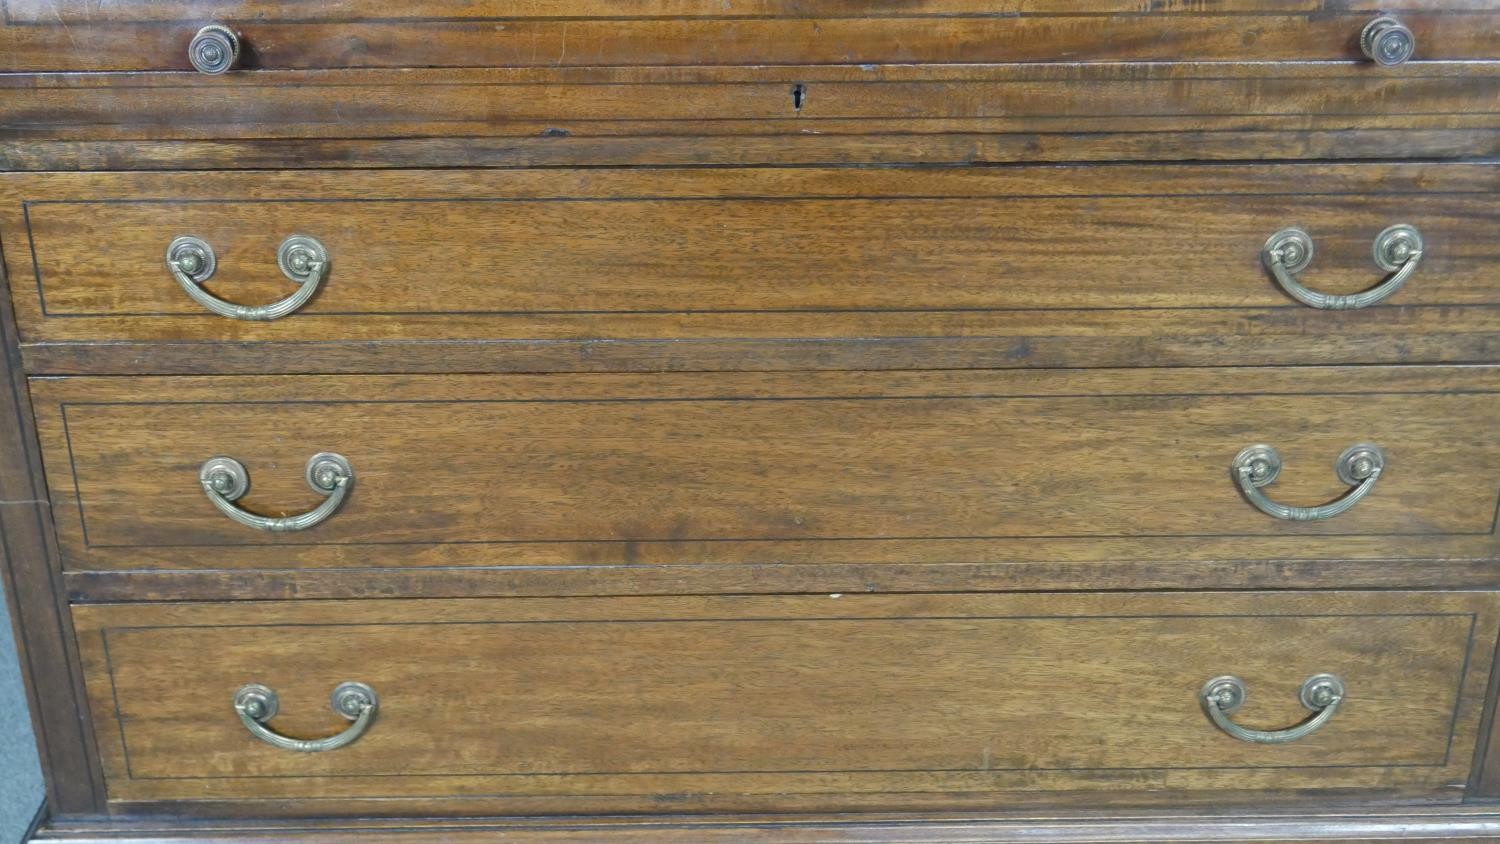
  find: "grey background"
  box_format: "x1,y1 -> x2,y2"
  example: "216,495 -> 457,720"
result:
0,581 -> 44,843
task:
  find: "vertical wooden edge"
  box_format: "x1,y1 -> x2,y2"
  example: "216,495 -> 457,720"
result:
22,798 -> 48,842
0,228 -> 106,813
1470,598 -> 1500,799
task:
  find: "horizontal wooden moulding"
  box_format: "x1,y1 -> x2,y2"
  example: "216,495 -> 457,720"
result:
6,63 -> 1500,141
10,128 -> 1500,173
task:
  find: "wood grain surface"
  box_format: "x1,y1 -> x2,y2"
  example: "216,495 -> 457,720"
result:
6,63 -> 1500,143
28,808 -> 1500,843
4,3 -> 1499,72
0,172 -> 105,816
52,557 -> 1500,604
71,590 -> 1498,811
12,128 -> 1500,173
21,309 -> 1500,376
5,0 -> 1500,838
16,171 -> 1500,315
6,163 -> 1500,373
29,366 -> 1500,573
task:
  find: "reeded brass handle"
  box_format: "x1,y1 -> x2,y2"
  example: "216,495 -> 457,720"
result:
1232,443 -> 1384,522
1202,674 -> 1344,744
200,453 -> 353,533
234,682 -> 377,753
1361,16 -> 1415,66
166,235 -> 328,321
189,24 -> 242,74
1262,225 -> 1423,309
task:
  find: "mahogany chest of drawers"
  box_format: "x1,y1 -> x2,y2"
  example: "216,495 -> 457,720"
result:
6,3 -> 1500,842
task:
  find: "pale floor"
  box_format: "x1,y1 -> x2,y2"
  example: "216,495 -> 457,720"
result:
0,580 -> 44,843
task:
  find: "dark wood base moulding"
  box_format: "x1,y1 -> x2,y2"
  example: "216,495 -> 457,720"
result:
28,807 -> 1500,843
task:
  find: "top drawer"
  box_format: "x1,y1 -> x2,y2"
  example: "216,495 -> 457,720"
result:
9,163 -> 1500,374
1,2 -> 1497,72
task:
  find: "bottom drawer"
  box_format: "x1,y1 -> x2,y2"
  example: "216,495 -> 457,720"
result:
75,591 -> 1497,815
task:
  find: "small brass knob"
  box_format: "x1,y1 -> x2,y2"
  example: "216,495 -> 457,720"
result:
1360,16 -> 1415,66
189,24 -> 241,74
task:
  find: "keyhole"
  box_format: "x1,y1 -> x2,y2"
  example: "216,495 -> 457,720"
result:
791,83 -> 806,111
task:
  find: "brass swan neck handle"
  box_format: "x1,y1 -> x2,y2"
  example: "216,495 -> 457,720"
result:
167,235 -> 329,321
1202,674 -> 1344,744
1232,444 -> 1384,522
234,682 -> 378,753
1262,225 -> 1423,310
200,453 -> 353,533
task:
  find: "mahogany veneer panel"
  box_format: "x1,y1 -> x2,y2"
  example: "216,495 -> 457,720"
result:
6,164 -> 1500,362
12,129 -> 1500,174
8,2 -> 1500,837
29,367 -> 1500,572
7,64 -> 1500,143
4,3 -> 1500,72
72,591 -> 1498,811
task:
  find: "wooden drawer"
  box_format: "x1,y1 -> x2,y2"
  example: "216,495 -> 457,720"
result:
7,164 -> 1500,373
72,591 -> 1498,814
31,367 -> 1500,576
2,2 -> 1496,73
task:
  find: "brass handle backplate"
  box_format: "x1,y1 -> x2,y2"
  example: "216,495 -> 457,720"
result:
1262,225 -> 1423,310
1202,674 -> 1345,744
167,235 -> 328,321
234,682 -> 378,753
200,453 -> 353,533
1232,443 -> 1384,522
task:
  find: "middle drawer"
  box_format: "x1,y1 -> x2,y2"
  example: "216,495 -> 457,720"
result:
31,366 -> 1500,574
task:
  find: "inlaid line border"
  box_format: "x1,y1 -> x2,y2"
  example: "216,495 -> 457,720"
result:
21,188 -> 1500,319
49,388 -> 1500,552
92,609 -> 1480,783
